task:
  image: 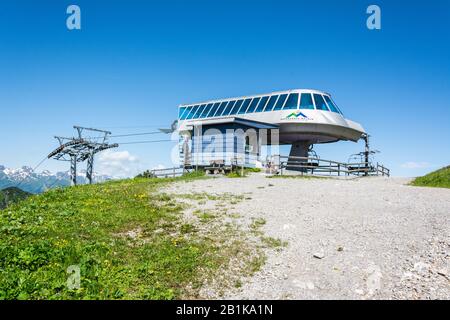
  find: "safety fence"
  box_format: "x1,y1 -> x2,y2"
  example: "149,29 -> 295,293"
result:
269,155 -> 390,177
150,155 -> 390,178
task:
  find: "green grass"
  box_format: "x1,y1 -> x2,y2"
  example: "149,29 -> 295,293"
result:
245,168 -> 261,173
260,236 -> 288,250
193,210 -> 216,222
0,172 -> 260,300
410,166 -> 450,189
176,192 -> 244,203
250,217 -> 266,230
225,167 -> 261,178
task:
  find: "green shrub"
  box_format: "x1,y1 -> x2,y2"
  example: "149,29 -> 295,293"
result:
135,170 -> 157,178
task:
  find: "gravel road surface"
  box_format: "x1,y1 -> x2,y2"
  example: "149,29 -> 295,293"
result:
165,174 -> 450,299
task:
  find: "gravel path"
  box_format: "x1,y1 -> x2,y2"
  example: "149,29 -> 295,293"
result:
165,174 -> 450,300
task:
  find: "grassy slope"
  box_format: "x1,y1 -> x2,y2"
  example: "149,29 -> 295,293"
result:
411,166 -> 450,189
0,172 -> 265,300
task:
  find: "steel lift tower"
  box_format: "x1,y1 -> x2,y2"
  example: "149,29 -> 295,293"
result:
48,126 -> 118,186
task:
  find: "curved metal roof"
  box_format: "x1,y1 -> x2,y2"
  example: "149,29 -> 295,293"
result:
179,88 -> 331,107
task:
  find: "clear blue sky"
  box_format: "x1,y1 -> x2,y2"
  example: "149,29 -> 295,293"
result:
0,0 -> 449,177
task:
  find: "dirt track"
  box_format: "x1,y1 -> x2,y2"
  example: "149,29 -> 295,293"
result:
166,174 -> 450,299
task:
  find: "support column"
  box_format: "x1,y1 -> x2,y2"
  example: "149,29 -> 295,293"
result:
70,155 -> 77,186
86,151 -> 94,184
287,141 -> 311,171
363,134 -> 370,176
182,134 -> 191,169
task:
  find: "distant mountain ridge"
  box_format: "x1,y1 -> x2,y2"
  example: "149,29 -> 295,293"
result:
0,165 -> 113,194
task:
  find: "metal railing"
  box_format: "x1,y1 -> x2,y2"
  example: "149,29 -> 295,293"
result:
149,156 -> 390,178
376,162 -> 390,177
270,155 -> 390,177
149,167 -> 187,178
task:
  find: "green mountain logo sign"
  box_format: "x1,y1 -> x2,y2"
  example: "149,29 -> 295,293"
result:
282,111 -> 312,120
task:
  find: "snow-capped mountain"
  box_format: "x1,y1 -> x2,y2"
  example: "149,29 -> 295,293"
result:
0,165 -> 113,194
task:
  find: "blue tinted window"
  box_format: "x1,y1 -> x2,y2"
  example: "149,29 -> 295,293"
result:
299,93 -> 314,109
186,105 -> 199,119
207,102 -> 220,117
179,107 -> 187,119
283,93 -> 299,109
194,104 -> 206,118
199,103 -> 212,118
237,98 -> 252,114
214,101 -> 228,116
313,94 -> 329,111
223,100 -> 236,116
181,107 -> 192,120
255,96 -> 269,112
183,107 -> 192,119
230,100 -> 243,115
331,97 -> 344,115
273,94 -> 288,110
323,95 -> 342,114
264,95 -> 279,111
246,97 -> 261,113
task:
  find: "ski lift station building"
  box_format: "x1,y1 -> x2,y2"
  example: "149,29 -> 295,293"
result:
177,89 -> 366,168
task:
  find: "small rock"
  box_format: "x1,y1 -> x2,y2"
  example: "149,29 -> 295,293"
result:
413,262 -> 430,274
306,282 -> 315,290
313,251 -> 325,259
437,269 -> 448,278
355,289 -> 364,295
293,279 -> 315,290
401,271 -> 414,281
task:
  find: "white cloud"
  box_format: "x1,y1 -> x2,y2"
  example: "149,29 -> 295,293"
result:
152,164 -> 166,170
96,150 -> 142,178
400,162 -> 432,169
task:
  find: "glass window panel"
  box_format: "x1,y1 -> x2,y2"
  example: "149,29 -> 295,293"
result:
313,94 -> 329,111
332,98 -> 344,115
193,104 -> 206,118
214,101 -> 228,117
207,102 -> 220,117
230,99 -> 243,115
178,107 -> 186,119
255,96 -> 269,112
181,107 -> 192,120
264,95 -> 279,111
326,96 -> 344,115
186,105 -> 199,119
323,95 -> 339,113
273,94 -> 288,110
283,93 -> 299,109
199,103 -> 213,118
246,97 -> 261,113
237,98 -> 252,114
223,100 -> 236,116
299,93 -> 315,110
